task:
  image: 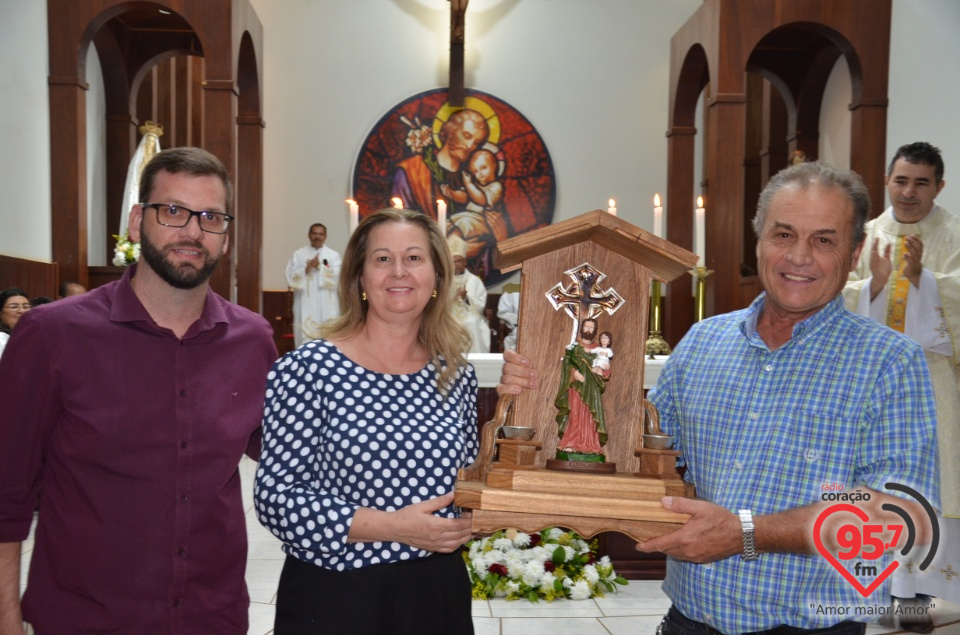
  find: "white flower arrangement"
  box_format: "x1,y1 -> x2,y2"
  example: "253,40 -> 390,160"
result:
464,528 -> 627,602
112,233 -> 140,266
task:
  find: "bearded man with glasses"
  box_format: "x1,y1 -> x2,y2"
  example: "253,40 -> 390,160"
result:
0,147 -> 277,634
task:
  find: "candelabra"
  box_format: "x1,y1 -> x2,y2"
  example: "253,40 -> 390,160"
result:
690,266 -> 713,322
646,280 -> 671,357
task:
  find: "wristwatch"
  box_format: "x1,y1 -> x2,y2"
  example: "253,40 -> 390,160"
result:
738,509 -> 759,561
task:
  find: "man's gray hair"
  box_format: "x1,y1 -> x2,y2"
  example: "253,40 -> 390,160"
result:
752,161 -> 869,253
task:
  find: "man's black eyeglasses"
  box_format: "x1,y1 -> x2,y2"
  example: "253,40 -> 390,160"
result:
141,203 -> 233,234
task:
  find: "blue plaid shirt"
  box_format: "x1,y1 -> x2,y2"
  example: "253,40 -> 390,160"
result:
648,294 -> 939,634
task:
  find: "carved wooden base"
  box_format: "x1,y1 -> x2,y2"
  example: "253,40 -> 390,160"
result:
545,458 -> 617,473
466,508 -> 684,543
454,467 -> 690,541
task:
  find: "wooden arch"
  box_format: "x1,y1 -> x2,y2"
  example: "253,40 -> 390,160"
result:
47,0 -> 265,311
662,0 -> 891,344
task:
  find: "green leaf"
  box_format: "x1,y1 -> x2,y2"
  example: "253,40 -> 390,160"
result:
615,576 -> 629,585
552,546 -> 566,565
554,578 -> 564,592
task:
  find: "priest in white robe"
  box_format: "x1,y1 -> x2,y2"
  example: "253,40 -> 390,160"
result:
497,290 -> 520,351
286,223 -> 341,346
843,142 -> 960,606
449,236 -> 490,354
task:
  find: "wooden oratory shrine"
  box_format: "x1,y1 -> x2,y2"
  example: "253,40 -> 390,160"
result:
454,210 -> 698,541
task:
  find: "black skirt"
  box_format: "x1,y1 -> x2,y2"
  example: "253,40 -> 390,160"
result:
274,550 -> 475,635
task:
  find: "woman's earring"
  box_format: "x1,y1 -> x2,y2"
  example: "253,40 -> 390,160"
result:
432,289 -> 438,298
362,291 -> 367,301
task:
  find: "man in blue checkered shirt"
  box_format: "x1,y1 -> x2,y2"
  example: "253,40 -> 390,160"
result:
498,162 -> 940,635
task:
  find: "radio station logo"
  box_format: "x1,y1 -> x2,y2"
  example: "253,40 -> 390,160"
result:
813,482 -> 939,597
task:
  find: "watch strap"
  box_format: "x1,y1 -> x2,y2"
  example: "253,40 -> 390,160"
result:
738,509 -> 759,560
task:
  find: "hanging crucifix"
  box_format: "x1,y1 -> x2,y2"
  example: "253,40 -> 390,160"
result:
448,0 -> 468,107
545,263 -> 625,471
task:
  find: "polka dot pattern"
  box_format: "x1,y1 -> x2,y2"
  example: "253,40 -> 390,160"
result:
254,339 -> 479,571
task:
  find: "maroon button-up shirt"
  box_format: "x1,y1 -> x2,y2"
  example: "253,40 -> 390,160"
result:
0,265 -> 277,633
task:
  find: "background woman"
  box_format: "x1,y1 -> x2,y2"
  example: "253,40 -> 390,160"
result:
255,209 -> 478,634
0,288 -> 31,359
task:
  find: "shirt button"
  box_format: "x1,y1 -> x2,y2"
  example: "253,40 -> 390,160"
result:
180,441 -> 188,449
764,364 -> 773,372
173,598 -> 182,607
178,548 -> 187,557
749,412 -> 759,420
734,461 -> 744,469
180,389 -> 187,398
180,496 -> 189,503
805,449 -> 820,461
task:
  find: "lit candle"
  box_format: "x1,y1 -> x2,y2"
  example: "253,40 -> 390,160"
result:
437,199 -> 447,230
346,199 -> 359,233
607,198 -> 617,216
695,196 -> 706,266
391,197 -> 404,209
653,194 -> 663,238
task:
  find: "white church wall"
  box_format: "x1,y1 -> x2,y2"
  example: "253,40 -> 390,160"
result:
1,0 -> 957,287
248,0 -> 702,289
887,0 -> 960,214
0,0 -> 50,262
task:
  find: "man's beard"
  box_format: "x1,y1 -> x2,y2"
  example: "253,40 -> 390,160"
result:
139,229 -> 221,290
579,326 -> 596,342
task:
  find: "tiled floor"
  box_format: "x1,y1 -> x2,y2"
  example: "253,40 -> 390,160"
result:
18,457 -> 960,634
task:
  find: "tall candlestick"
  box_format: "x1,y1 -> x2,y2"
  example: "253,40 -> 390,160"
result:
695,196 -> 705,265
653,193 -> 663,238
437,199 -> 447,231
391,197 -> 404,209
346,199 -> 359,233
607,198 -> 617,216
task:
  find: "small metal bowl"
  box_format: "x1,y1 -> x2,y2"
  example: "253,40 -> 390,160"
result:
501,426 -> 536,441
642,433 -> 674,450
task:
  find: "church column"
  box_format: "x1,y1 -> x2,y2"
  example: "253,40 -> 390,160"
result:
704,94 -> 746,315
236,114 -> 264,312
664,126 -> 696,347
201,79 -> 239,300
850,102 -> 888,218
48,77 -> 89,288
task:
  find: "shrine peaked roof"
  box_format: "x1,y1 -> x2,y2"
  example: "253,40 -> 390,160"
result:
495,210 -> 697,283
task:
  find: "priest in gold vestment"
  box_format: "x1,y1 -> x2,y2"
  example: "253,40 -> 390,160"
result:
844,142 -> 960,605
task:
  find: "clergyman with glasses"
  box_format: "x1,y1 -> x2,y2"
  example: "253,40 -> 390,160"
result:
0,147 -> 278,634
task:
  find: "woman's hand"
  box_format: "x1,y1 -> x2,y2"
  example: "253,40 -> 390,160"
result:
348,492 -> 473,553
392,493 -> 473,552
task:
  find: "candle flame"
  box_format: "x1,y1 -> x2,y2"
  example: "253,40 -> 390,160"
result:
391,197 -> 404,209
608,199 -> 616,208
697,196 -> 704,209
346,199 -> 356,205
654,194 -> 661,206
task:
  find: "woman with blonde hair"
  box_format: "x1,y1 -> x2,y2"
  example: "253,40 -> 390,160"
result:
256,208 -> 478,634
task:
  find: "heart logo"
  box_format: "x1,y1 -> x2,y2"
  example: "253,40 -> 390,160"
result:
813,503 -> 899,597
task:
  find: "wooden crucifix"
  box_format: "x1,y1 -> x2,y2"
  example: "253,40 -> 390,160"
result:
448,0 -> 468,106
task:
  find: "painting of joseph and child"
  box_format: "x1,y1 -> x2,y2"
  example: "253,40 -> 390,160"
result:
352,88 -> 556,286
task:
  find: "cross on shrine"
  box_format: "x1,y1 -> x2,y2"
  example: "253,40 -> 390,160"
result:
546,263 -> 625,343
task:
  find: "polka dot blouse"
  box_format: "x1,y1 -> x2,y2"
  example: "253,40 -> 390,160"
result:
254,339 -> 479,571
